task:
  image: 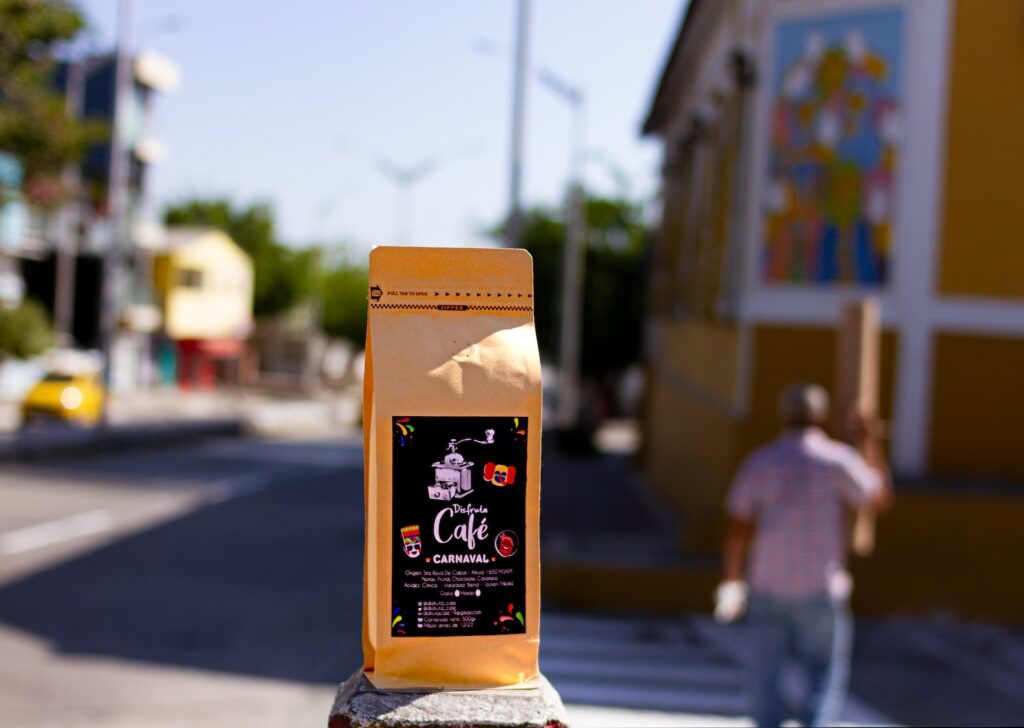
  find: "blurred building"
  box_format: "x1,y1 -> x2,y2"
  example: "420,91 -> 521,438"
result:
11,50 -> 178,386
151,228 -> 254,389
248,302 -> 328,393
640,0 -> 1024,617
0,154 -> 28,257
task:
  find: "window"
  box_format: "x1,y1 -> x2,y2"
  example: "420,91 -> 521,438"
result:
177,268 -> 203,289
42,373 -> 74,383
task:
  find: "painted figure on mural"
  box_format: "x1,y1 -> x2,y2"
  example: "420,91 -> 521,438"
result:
763,9 -> 903,285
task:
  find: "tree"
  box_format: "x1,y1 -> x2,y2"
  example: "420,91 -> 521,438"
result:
319,260 -> 368,345
163,198 -> 371,343
504,195 -> 650,378
0,299 -> 52,359
0,0 -> 100,207
163,198 -> 315,318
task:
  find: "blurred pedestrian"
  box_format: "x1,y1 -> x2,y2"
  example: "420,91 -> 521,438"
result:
714,382 -> 892,728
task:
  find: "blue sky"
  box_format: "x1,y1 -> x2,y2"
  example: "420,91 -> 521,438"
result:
75,0 -> 684,255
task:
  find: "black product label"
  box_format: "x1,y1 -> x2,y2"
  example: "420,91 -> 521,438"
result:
391,416 -> 527,637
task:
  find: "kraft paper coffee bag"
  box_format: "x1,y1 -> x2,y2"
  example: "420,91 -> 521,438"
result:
362,246 -> 542,690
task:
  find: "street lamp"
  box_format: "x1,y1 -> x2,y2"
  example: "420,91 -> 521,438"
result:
54,54 -> 88,347
336,135 -> 477,245
581,148 -> 632,200
469,0 -> 531,248
473,38 -> 590,429
537,68 -> 586,431
507,0 -> 531,248
373,156 -> 438,245
98,0 -> 134,419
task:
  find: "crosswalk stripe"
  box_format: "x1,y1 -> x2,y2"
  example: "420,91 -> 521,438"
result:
900,622 -> 1024,697
565,704 -> 749,728
0,510 -> 115,555
540,613 -> 749,717
553,678 -> 749,715
543,612 -> 688,636
541,655 -> 741,688
540,612 -> 898,726
541,633 -> 733,664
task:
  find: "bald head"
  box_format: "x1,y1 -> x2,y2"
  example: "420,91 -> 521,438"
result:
779,382 -> 830,429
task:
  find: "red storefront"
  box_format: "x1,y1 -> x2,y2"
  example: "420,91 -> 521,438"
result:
176,338 -> 244,389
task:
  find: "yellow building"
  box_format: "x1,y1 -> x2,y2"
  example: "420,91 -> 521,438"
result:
641,0 -> 1024,619
152,228 -> 254,388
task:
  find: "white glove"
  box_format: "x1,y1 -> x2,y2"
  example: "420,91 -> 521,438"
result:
827,566 -> 854,601
714,580 -> 749,624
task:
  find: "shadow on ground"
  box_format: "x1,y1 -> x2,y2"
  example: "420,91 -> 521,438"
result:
2,441 -> 1024,726
0,439 -> 365,685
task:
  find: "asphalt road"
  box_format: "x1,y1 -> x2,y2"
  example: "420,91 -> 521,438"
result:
2,437 -> 1024,727
0,436 -> 367,727
0,436 -> 767,728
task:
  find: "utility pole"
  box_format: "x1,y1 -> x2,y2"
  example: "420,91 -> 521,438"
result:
538,69 -> 586,430
558,179 -> 586,430
374,157 -> 438,245
54,58 -> 87,346
506,0 -> 530,248
99,0 -> 133,416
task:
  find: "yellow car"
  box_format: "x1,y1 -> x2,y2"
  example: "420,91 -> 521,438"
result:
21,372 -> 105,428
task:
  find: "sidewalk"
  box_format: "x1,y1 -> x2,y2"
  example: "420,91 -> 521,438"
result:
541,442 -> 720,614
538,445 -> 1024,726
105,386 -> 361,438
0,386 -> 362,462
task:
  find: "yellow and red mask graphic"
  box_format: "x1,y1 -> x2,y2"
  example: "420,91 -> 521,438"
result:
483,462 -> 516,486
401,525 -> 422,558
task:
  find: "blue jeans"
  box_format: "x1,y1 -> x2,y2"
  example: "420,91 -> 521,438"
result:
745,594 -> 853,727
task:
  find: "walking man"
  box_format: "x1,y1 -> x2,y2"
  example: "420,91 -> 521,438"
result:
715,382 -> 892,727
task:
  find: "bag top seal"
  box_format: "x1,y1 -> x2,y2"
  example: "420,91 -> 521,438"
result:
368,247 -> 534,313
369,302 -> 533,313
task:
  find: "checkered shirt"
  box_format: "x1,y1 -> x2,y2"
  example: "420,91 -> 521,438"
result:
725,427 -> 881,598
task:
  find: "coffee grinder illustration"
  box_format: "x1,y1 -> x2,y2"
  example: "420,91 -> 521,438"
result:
427,428 -> 495,501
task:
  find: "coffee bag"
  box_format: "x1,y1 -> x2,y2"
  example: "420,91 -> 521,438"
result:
362,246 -> 542,689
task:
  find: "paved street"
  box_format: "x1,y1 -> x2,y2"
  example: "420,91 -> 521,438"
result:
0,437 -> 364,727
1,437 -> 1023,726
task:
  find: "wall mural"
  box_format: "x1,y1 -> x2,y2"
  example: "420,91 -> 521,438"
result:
762,7 -> 903,285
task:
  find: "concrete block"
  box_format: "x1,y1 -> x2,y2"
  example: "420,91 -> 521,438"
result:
328,671 -> 569,728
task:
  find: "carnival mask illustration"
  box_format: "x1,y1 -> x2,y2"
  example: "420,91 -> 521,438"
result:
484,462 -> 516,486
401,525 -> 422,558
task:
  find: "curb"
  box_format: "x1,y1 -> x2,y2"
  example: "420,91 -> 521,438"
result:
0,418 -> 244,463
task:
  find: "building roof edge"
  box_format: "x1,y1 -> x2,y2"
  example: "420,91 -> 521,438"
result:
641,0 -> 704,137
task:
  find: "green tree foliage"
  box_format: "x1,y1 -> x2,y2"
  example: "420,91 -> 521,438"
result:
319,260 -> 368,344
163,198 -> 316,318
0,0 -> 101,206
508,195 -> 650,377
0,298 -> 52,359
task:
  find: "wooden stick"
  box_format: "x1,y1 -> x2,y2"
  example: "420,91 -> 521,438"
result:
836,298 -> 881,557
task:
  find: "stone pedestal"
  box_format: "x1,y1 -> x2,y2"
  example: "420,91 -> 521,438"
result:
328,671 -> 569,728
